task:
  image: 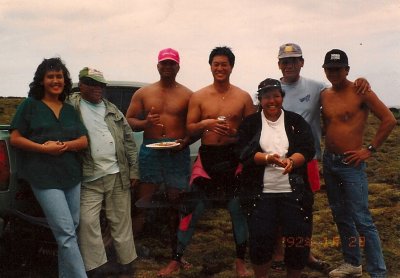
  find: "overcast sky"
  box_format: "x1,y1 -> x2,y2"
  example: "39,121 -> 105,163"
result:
1,0 -> 399,106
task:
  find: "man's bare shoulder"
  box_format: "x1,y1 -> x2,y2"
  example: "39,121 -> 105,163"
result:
322,81 -> 357,97
321,86 -> 332,97
135,81 -> 192,97
231,85 -> 252,99
321,86 -> 332,93
191,84 -> 253,104
176,82 -> 193,93
362,89 -> 386,108
194,84 -> 213,94
193,84 -> 249,96
137,81 -> 161,93
175,83 -> 193,99
192,85 -> 214,99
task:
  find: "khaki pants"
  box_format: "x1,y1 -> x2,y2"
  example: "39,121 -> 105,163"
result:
78,173 -> 137,271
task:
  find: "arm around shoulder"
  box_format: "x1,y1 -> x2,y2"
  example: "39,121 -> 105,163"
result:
354,77 -> 371,94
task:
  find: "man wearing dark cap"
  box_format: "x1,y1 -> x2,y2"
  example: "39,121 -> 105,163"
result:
273,43 -> 371,273
126,48 -> 194,273
321,49 -> 395,278
68,67 -> 139,278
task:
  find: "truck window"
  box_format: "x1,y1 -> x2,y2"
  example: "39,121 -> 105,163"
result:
104,86 -> 139,115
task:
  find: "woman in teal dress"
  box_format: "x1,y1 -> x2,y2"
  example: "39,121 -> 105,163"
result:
10,58 -> 88,278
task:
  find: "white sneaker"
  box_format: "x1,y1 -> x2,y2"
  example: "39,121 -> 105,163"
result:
329,263 -> 362,277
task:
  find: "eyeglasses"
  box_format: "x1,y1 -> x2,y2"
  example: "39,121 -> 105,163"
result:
81,80 -> 107,88
279,58 -> 301,65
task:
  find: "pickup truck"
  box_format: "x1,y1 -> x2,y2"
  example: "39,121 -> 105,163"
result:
0,81 -> 200,270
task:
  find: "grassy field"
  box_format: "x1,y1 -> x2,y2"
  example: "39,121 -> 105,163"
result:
1,97 -> 399,277
0,97 -> 22,125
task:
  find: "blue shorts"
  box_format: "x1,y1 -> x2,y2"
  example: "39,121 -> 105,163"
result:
139,138 -> 190,190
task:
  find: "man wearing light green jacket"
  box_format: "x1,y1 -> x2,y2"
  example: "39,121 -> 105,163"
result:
68,67 -> 139,278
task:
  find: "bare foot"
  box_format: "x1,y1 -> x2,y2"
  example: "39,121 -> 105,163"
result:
157,260 -> 180,277
235,258 -> 251,277
180,258 -> 193,270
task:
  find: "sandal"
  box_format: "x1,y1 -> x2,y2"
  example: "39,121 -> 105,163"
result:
306,260 -> 330,273
271,260 -> 285,271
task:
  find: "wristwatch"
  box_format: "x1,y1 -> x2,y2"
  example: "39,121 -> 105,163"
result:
367,144 -> 377,153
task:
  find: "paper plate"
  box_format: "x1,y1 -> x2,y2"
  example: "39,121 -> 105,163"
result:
145,142 -> 180,149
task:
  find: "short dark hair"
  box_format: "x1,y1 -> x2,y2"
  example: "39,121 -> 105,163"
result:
28,57 -> 72,101
208,46 -> 235,67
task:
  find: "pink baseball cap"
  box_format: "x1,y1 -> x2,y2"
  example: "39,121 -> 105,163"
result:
158,48 -> 180,64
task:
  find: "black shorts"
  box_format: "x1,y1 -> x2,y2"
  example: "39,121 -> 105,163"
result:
248,193 -> 312,269
196,144 -> 239,198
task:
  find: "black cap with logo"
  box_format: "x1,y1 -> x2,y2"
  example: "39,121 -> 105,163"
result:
322,49 -> 349,68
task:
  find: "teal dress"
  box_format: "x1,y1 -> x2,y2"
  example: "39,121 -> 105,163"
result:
11,97 -> 87,189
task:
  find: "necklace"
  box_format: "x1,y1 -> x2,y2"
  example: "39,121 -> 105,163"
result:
214,85 -> 231,100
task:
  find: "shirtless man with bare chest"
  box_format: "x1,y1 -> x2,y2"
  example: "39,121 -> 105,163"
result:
159,46 -> 255,277
188,75 -> 255,147
126,48 -> 193,268
320,49 -> 396,278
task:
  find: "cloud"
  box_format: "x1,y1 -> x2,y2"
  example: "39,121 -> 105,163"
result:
0,0 -> 399,106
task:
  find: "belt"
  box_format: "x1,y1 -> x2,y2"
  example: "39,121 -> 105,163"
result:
323,151 -> 348,160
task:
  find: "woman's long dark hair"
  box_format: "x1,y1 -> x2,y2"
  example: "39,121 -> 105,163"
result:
28,57 -> 72,101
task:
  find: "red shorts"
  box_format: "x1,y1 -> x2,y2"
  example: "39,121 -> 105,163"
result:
307,159 -> 320,192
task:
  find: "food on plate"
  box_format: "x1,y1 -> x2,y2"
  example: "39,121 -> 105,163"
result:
145,141 -> 180,149
155,142 -> 177,147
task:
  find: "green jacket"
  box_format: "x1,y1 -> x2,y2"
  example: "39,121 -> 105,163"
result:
68,92 -> 139,188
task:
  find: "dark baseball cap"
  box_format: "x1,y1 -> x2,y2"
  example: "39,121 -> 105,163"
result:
257,78 -> 281,93
322,49 -> 349,68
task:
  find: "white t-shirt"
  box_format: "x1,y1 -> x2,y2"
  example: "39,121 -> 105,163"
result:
259,111 -> 291,193
80,99 -> 119,182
